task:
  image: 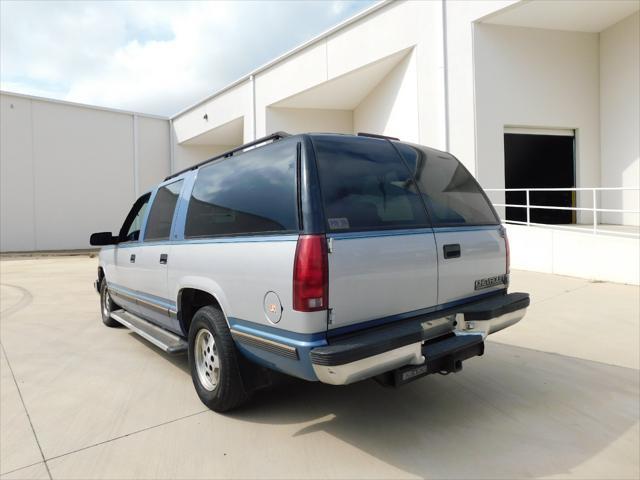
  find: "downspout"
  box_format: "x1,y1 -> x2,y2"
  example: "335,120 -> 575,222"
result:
441,0 -> 450,152
250,74 -> 257,140
169,118 -> 175,174
133,114 -> 139,197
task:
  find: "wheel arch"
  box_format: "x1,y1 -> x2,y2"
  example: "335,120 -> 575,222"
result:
177,286 -> 230,337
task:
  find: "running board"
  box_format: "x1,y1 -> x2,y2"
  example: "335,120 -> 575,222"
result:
110,309 -> 187,354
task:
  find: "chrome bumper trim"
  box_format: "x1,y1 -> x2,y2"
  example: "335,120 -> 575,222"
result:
456,307 -> 527,339
312,306 -> 528,386
312,342 -> 424,385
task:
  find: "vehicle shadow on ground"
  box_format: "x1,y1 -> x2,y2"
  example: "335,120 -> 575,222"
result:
228,342 -> 640,479
128,333 -> 191,375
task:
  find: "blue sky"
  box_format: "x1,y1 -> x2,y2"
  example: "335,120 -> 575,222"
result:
0,0 -> 376,116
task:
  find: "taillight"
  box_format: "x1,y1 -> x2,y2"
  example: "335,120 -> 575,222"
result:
293,235 -> 328,312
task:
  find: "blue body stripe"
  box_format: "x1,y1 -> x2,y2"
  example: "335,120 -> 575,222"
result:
101,226 -> 498,249
432,225 -> 500,233
100,233 -> 299,250
327,227 -> 434,240
228,318 -> 326,345
228,318 -> 327,381
326,289 -> 506,338
108,282 -> 177,310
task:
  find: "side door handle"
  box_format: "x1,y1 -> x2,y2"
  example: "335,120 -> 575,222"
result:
159,253 -> 168,265
130,254 -> 136,263
443,244 -> 461,259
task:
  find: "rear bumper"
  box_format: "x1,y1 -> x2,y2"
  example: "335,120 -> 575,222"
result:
310,292 -> 529,385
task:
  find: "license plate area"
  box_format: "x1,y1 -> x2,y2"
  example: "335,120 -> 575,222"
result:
377,334 -> 484,387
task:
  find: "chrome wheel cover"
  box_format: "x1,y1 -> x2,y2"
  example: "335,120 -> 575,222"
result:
195,328 -> 219,391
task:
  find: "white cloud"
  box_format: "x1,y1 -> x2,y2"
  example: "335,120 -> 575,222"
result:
0,0 -> 375,116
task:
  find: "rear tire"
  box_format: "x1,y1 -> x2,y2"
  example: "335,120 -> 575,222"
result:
100,279 -> 121,328
188,305 -> 249,412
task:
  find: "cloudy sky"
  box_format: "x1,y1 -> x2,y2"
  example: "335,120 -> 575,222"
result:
0,0 -> 375,116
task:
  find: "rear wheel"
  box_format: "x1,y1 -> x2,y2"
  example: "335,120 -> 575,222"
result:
188,305 -> 249,412
100,279 -> 121,328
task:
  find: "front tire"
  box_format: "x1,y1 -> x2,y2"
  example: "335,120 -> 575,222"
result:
100,279 -> 121,328
188,305 -> 249,412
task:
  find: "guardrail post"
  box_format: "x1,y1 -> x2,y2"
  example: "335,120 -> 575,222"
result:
526,189 -> 531,226
592,189 -> 597,234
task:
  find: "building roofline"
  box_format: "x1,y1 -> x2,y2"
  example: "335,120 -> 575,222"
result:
0,90 -> 169,120
170,0 -> 393,119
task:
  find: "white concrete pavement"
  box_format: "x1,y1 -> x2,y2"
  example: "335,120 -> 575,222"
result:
0,255 -> 638,479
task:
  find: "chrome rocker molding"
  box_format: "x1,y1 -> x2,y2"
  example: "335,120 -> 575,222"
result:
312,306 -> 528,386
230,329 -> 299,360
110,288 -> 178,318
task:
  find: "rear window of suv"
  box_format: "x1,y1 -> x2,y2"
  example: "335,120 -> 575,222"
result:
394,142 -> 499,226
312,136 -> 430,232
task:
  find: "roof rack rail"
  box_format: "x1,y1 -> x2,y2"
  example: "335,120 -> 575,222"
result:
357,132 -> 400,141
164,131 -> 291,181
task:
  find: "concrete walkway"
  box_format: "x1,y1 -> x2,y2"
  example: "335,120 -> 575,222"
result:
1,256 -> 638,479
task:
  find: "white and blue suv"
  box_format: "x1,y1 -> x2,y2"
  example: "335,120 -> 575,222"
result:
91,132 -> 529,412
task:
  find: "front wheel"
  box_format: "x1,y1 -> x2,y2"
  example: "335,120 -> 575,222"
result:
188,305 -> 249,412
100,279 -> 121,328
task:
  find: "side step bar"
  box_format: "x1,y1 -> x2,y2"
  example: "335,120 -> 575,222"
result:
110,309 -> 188,354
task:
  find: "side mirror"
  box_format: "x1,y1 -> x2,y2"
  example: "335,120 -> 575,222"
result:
90,232 -> 118,246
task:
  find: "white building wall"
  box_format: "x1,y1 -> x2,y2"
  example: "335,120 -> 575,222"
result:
172,142 -> 234,174
473,24 -> 601,222
173,83 -> 251,143
0,92 -> 170,251
1,94 -> 36,251
353,51 -> 419,143
137,116 -> 171,194
599,11 -> 640,226
266,107 -> 352,135
444,0 -> 517,173
507,224 -> 639,285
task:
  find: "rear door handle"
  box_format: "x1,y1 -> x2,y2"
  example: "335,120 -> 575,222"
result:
159,253 -> 168,265
130,254 -> 136,263
443,244 -> 461,259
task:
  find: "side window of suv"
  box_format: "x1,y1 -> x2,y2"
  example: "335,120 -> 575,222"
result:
184,139 -> 298,238
119,193 -> 151,242
144,180 -> 184,241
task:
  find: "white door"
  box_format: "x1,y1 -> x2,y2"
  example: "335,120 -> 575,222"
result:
109,193 -> 150,316
134,179 -> 184,332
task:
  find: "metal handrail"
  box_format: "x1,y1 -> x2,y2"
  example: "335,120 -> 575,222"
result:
484,187 -> 640,237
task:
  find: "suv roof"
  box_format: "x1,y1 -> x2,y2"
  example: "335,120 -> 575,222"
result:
164,131 -> 422,182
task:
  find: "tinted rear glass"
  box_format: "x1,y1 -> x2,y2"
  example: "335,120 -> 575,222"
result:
185,139 -> 298,237
312,136 -> 430,231
394,143 -> 499,226
145,180 -> 184,241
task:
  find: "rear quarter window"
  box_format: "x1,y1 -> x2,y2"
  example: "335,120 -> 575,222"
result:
184,139 -> 299,237
312,136 -> 430,232
144,180 -> 184,241
394,142 -> 499,226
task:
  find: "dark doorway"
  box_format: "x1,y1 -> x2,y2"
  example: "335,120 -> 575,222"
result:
504,132 -> 575,224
